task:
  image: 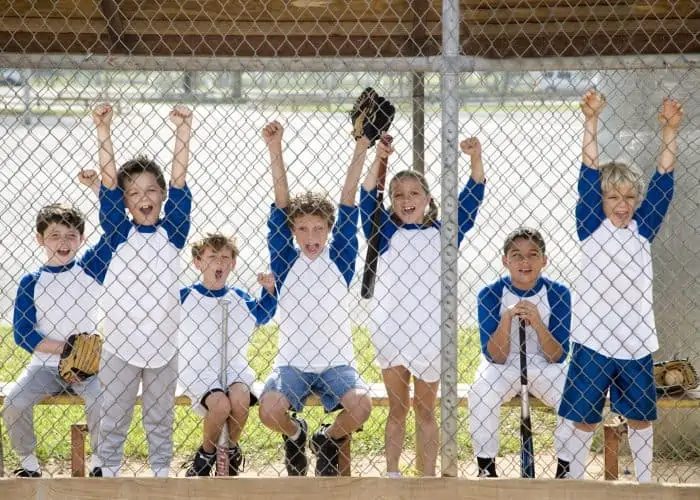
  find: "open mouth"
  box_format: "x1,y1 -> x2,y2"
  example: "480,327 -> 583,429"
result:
57,249 -> 70,258
139,203 -> 154,218
401,206 -> 416,216
214,269 -> 223,280
305,243 -> 320,255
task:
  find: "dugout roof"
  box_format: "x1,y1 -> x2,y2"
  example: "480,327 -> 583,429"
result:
0,1 -> 698,59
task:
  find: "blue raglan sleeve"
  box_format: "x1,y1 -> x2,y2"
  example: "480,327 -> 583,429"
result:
162,184 -> 193,249
237,288 -> 278,326
359,186 -> 393,256
634,171 -> 674,243
576,163 -> 606,241
457,178 -> 485,247
180,286 -> 192,305
78,235 -> 113,285
13,273 -> 44,353
329,204 -> 359,286
477,281 -> 504,363
545,280 -> 571,363
267,204 -> 298,292
99,184 -> 130,237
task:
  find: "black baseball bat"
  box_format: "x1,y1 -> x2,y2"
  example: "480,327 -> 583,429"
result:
361,135 -> 391,299
519,318 -> 535,478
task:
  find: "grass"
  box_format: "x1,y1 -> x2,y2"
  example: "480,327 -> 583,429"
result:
0,324 -> 560,472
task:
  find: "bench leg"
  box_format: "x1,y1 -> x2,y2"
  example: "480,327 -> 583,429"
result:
603,417 -> 627,480
339,435 -> 351,477
71,424 -> 88,477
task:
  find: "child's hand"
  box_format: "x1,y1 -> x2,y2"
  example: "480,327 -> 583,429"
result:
659,97 -> 683,130
459,137 -> 481,158
257,272 -> 276,295
262,121 -> 284,147
169,105 -> 193,128
375,133 -> 394,161
580,88 -> 606,119
78,169 -> 99,189
92,103 -> 112,129
513,300 -> 544,329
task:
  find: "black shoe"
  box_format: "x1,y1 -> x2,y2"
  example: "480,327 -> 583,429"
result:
185,446 -> 216,477
13,468 -> 41,478
476,457 -> 497,478
228,444 -> 245,476
89,467 -> 103,477
555,458 -> 570,479
310,424 -> 346,477
283,416 -> 308,476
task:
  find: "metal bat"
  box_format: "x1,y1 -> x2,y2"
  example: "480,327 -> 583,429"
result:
519,318 -> 535,478
216,298 -> 231,476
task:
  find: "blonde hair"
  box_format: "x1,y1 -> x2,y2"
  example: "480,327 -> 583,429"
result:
287,191 -> 336,228
599,162 -> 644,200
388,170 -> 438,227
191,233 -> 239,260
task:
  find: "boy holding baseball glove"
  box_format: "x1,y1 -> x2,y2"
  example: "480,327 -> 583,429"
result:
4,204 -> 104,477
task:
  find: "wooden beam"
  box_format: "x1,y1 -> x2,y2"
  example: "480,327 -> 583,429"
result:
98,0 -> 124,48
1,477 -> 699,500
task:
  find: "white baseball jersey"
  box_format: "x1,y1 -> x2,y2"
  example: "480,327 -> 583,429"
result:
572,163 -> 674,359
359,178 -> 485,382
267,203 -> 359,372
80,184 -> 192,368
13,262 -> 101,367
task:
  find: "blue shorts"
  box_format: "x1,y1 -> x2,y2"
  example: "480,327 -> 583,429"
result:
262,365 -> 368,413
558,343 -> 657,424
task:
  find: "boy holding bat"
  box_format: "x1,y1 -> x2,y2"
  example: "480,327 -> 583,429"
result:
469,228 -> 574,478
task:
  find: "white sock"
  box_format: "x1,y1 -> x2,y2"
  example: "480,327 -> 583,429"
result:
153,467 -> 170,478
628,426 -> 653,482
89,455 -> 102,470
288,422 -> 301,441
101,466 -> 120,477
554,417 -> 575,463
386,471 -> 403,478
569,428 -> 594,479
20,454 -> 40,472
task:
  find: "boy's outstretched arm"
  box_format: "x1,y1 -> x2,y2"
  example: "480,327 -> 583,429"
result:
340,136 -> 372,206
170,105 -> 193,188
92,104 -> 117,189
580,89 -> 605,169
658,97 -> 683,174
263,121 -> 289,209
460,137 -> 485,183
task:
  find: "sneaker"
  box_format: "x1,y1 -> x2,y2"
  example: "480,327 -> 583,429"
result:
13,468 -> 41,478
476,457 -> 497,478
555,458 -> 570,479
283,416 -> 308,476
228,444 -> 245,476
184,446 -> 216,477
89,467 -> 103,477
310,424 -> 347,477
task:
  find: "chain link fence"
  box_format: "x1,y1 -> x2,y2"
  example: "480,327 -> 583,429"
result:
0,0 -> 698,484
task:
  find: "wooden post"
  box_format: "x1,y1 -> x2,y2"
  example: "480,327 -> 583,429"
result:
603,415 -> 627,480
71,424 -> 88,477
338,435 -> 351,476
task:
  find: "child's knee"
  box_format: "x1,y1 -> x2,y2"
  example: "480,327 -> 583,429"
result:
204,391 -> 231,419
573,421 -> 597,433
342,391 -> 372,422
388,396 -> 410,420
3,391 -> 33,417
258,392 -> 289,426
227,385 -> 251,417
412,398 -> 436,423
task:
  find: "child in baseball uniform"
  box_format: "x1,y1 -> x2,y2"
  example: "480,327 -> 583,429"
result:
257,120 -> 373,477
81,103 -> 193,477
180,233 -> 277,476
4,204 -> 103,477
557,90 -> 683,482
359,137 -> 485,477
469,227 -> 574,478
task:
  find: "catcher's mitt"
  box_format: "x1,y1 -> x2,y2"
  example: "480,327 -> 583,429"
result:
653,359 -> 698,396
350,88 -> 395,147
59,333 -> 103,382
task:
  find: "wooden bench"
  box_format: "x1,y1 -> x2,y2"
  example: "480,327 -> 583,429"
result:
1,382 -> 697,479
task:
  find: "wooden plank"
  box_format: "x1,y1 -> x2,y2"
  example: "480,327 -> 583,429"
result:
70,424 -> 88,478
1,477 -> 699,500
